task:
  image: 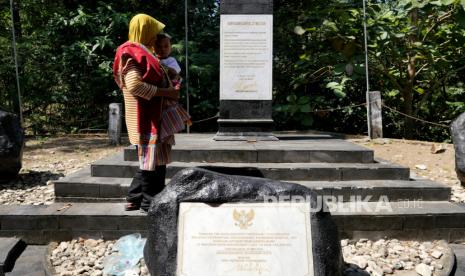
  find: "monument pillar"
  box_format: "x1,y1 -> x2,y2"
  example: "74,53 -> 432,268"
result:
214,0 -> 277,141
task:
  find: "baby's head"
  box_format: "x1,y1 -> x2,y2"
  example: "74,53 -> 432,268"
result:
155,33 -> 172,59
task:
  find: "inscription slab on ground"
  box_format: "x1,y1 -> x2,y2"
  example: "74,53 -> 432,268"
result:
177,202 -> 314,276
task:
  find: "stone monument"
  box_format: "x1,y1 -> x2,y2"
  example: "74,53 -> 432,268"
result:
214,0 -> 277,141
108,103 -> 122,145
451,112 -> 465,186
144,168 -> 344,276
0,109 -> 24,181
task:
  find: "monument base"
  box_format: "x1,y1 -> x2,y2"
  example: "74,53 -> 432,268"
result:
213,118 -> 278,141
213,132 -> 278,141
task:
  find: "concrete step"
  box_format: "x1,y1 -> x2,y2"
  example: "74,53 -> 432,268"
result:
123,134 -> 374,163
295,178 -> 451,201
0,238 -> 26,275
54,167 -> 450,202
5,246 -> 48,276
1,202 -> 465,243
54,168 -> 132,201
91,152 -> 410,181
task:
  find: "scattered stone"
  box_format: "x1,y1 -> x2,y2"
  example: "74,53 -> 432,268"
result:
415,164 -> 427,170
382,266 -> 393,274
341,239 -> 349,247
431,144 -> 446,154
367,260 -> 383,276
84,239 -> 99,248
351,256 -> 368,269
422,257 -> 432,265
50,238 -> 151,276
431,250 -> 443,259
415,263 -> 432,276
434,262 -> 443,270
341,240 -> 450,275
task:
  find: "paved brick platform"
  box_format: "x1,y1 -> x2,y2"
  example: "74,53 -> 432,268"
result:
0,132 -> 460,242
55,167 -> 450,202
55,133 -> 449,204
123,133 -> 374,163
1,202 -> 465,244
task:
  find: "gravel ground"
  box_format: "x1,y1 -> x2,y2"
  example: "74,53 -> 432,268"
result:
342,239 -> 453,276
49,238 -> 455,276
50,238 -> 149,276
0,135 -> 125,205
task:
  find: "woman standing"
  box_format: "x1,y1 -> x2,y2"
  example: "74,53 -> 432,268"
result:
113,14 -> 179,212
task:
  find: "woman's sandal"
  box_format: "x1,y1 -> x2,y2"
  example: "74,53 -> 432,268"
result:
124,202 -> 140,211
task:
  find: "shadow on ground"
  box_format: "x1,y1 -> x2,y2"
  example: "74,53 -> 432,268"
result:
0,170 -> 64,190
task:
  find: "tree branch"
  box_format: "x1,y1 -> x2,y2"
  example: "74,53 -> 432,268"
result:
415,63 -> 428,78
422,9 -> 453,42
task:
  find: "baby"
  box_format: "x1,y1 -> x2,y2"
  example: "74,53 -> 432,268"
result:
155,33 -> 191,140
155,33 -> 181,87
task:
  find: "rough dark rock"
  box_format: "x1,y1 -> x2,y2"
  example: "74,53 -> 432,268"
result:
0,110 -> 24,181
451,112 -> 465,186
144,168 -> 343,276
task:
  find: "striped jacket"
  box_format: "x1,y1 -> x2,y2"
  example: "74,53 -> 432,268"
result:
119,57 -> 173,167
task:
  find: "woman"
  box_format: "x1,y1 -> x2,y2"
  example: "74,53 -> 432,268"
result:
113,14 -> 179,212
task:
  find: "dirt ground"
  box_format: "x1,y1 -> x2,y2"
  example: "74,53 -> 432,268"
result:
351,138 -> 457,183
22,135 -> 127,176
1,134 -> 463,204
0,135 -> 127,205
350,137 -> 464,202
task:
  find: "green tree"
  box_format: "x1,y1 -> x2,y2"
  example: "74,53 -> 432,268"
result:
367,0 -> 465,138
282,0 -> 465,140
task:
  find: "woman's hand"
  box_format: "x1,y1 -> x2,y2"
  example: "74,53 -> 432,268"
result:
167,86 -> 180,101
157,86 -> 180,100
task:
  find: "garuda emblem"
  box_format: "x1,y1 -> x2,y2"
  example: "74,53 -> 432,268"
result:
233,209 -> 255,230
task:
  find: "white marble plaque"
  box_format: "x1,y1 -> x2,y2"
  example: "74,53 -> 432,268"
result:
220,14 -> 273,100
177,202 -> 314,276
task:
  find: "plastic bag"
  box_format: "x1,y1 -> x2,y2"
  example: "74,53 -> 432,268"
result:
103,233 -> 147,276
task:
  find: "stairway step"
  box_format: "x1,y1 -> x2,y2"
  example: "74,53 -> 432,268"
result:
294,178 -> 451,201
332,201 -> 465,240
54,167 -> 449,202
5,246 -> 48,276
54,167 -> 131,201
91,152 -> 409,181
0,238 -> 26,274
123,134 -> 374,163
0,202 -> 465,243
0,203 -> 147,244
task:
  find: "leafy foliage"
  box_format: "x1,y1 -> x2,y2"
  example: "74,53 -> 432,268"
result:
1,0 -> 464,141
275,0 -> 465,140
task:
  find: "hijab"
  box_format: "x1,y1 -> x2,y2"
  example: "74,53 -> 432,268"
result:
128,14 -> 165,50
